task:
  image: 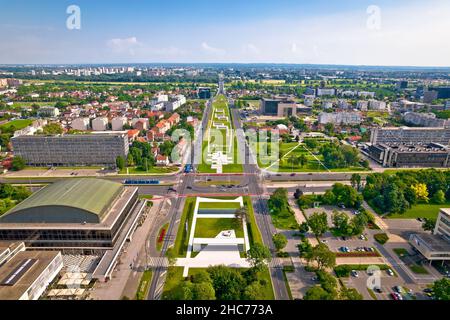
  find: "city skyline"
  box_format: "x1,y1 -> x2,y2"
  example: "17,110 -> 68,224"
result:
1,0 -> 450,66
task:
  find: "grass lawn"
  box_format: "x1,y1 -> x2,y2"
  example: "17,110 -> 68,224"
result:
172,197 -> 196,257
269,207 -> 299,230
388,201 -> 450,219
393,248 -> 409,257
139,195 -> 153,200
194,218 -> 244,238
135,270 -> 152,300
0,119 -> 33,131
198,202 -> 241,210
409,264 -> 429,274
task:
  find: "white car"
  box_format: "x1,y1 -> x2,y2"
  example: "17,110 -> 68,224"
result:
387,269 -> 394,276
222,231 -> 232,237
351,270 -> 359,277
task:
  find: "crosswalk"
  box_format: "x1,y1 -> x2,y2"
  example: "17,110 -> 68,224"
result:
147,257 -> 169,268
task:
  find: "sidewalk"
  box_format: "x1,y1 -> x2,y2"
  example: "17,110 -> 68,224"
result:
91,201 -> 160,300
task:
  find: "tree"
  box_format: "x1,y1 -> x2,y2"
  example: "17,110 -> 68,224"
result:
307,212 -> 328,237
299,154 -> 307,168
332,211 -> 352,236
116,156 -> 125,170
11,156 -> 26,171
294,188 -> 303,200
127,153 -> 134,167
422,218 -> 436,233
432,278 -> 450,300
351,173 -> 362,191
299,222 -> 309,234
411,183 -> 429,203
431,190 -> 446,204
298,238 -> 313,265
311,243 -> 336,270
192,282 -> 216,300
303,286 -> 331,300
207,265 -> 246,300
340,287 -> 363,300
272,233 -> 287,252
288,154 -> 299,171
243,282 -> 265,300
0,183 -> 15,198
247,243 -> 272,271
40,123 -> 63,135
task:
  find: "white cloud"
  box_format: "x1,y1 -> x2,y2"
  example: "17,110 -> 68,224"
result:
201,42 -> 226,55
107,37 -> 141,55
243,43 -> 260,55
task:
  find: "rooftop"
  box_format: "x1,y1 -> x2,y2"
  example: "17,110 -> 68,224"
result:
0,251 -> 61,300
1,179 -> 123,224
411,233 -> 450,252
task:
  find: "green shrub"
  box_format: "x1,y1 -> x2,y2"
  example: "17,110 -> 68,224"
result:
374,233 -> 389,244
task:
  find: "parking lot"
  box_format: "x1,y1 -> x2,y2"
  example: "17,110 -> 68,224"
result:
341,270 -> 430,300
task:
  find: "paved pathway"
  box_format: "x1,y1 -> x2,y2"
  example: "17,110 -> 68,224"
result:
91,202 -> 159,300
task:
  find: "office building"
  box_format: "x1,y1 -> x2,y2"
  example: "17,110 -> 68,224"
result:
409,208 -> 450,261
370,127 -> 450,146
318,112 -> 362,125
368,99 -> 387,111
403,112 -> 448,128
316,88 -> 336,96
367,142 -> 450,168
198,87 -> 211,99
424,90 -> 439,104
37,106 -> 60,118
11,132 -> 129,167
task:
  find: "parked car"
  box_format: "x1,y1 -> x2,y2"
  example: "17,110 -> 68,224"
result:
394,286 -> 403,293
351,270 -> 359,277
374,287 -> 383,293
391,292 -> 399,300
387,269 -> 394,276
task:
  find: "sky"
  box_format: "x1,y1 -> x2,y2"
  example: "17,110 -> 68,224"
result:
0,0 -> 450,66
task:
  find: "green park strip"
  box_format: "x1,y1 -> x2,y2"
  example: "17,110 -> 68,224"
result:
198,95 -> 243,173
163,196 -> 274,300
194,218 -> 244,238
135,270 -> 152,300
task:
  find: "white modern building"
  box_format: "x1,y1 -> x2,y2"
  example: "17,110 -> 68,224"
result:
92,117 -> 108,131
71,117 -> 90,131
318,112 -> 362,125
368,99 -> 387,111
409,208 -> 450,261
111,117 -> 127,131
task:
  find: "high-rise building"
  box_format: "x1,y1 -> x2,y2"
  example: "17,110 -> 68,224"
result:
11,132 -> 129,167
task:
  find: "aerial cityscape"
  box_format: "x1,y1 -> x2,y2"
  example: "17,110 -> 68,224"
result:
0,0 -> 450,310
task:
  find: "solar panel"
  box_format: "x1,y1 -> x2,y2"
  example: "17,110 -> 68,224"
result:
0,259 -> 37,286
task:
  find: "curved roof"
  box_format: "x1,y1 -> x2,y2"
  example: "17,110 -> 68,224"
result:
1,178 -> 123,224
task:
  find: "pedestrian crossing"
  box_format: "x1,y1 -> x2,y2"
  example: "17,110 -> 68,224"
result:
147,257 -> 169,268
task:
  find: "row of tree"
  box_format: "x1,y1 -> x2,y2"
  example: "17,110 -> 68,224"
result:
363,169 -> 450,215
